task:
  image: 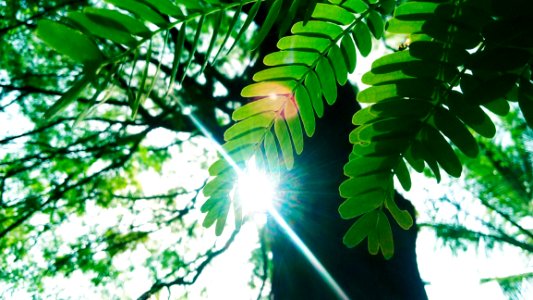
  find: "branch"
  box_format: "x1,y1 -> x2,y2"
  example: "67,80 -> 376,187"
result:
420,223 -> 533,253
0,129 -> 147,239
137,230 -> 239,300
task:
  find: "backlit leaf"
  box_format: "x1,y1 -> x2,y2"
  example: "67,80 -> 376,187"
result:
316,57 -> 337,105
343,210 -> 378,248
36,20 -> 104,64
274,117 -> 294,169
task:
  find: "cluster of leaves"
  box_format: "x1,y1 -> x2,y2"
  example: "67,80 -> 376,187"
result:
33,0 -> 533,260
35,0 -> 311,120
202,0 -> 393,235
203,0 -> 533,259
1,1 -> 252,296
338,0 -> 533,258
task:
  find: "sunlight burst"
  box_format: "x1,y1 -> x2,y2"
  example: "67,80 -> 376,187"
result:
235,157 -> 276,215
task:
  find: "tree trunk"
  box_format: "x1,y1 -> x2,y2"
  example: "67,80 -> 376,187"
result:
267,83 -> 428,299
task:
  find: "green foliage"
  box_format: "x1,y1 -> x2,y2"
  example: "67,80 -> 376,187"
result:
26,0 -> 533,261
339,0 -> 533,257
202,0 -> 398,257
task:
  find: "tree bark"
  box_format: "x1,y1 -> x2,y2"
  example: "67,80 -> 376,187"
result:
268,83 -> 428,299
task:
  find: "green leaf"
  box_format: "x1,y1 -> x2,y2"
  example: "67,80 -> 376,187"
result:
253,66 -> 308,81
84,8 -> 151,37
105,0 -> 168,26
434,106 -> 479,158
358,79 -> 439,103
208,159 -> 232,177
199,11 -> 223,74
232,193 -> 243,231
44,69 -> 96,119
223,130 -> 266,153
343,156 -> 396,177
352,99 -> 432,125
371,51 -> 413,69
394,158 -> 411,191
278,0 -> 304,36
384,194 -> 413,230
180,15 -> 204,84
212,0 -> 244,63
394,1 -> 439,19
285,100 -> 304,155
363,60 -> 457,85
131,38 -> 152,118
224,112 -> 276,141
341,0 -> 369,14
202,199 -> 223,227
386,18 -> 425,34
215,200 -> 230,236
67,12 -> 137,46
141,0 -> 183,17
252,0 -> 282,50
232,97 -> 285,121
467,47 -> 529,72
263,130 -> 280,173
327,45 -> 348,86
354,22 -> 372,57
379,0 -> 395,15
411,140 -> 441,182
340,35 -> 357,73
304,72 -> 324,118
316,57 -> 337,105
352,137 -> 409,157
201,197 -> 218,213
203,171 -> 235,196
36,20 -> 104,64
339,172 -> 391,198
295,85 -> 316,137
447,91 -> 496,138
338,189 -> 385,219
367,226 -> 379,255
263,51 -> 320,67
241,81 -> 296,98
409,41 -> 469,65
350,118 -> 419,142
167,23 -> 186,94
376,211 -> 394,259
274,117 -> 294,169
422,126 -> 462,178
366,10 -> 384,39
404,146 -> 425,173
312,3 -> 355,25
278,35 -> 330,52
226,0 -> 262,54
343,210 -> 378,248
291,21 -> 343,40
482,98 -> 510,116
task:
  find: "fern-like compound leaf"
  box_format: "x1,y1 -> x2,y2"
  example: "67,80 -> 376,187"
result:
340,0 -> 533,258
202,0 -> 387,236
36,0 -> 282,119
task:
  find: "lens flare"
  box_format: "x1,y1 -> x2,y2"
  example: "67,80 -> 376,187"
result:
236,157 -> 276,214
269,208 -> 350,300
175,95 -> 349,300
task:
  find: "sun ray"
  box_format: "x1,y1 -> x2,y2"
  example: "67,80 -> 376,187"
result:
176,95 -> 349,299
